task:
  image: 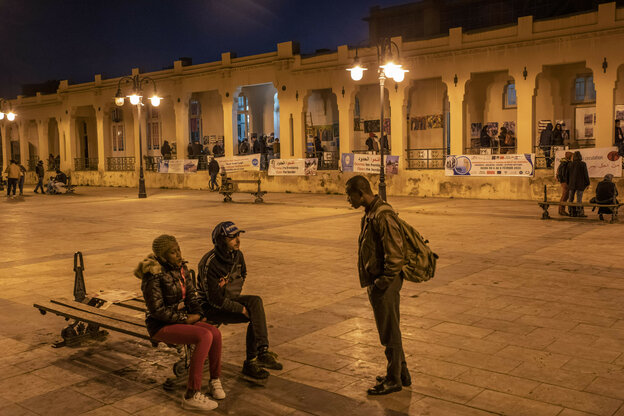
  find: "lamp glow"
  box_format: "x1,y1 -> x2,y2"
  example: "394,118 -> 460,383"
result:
347,65 -> 366,81
129,94 -> 141,105
0,112 -> 4,120
149,95 -> 161,107
114,96 -> 125,106
381,62 -> 400,79
7,112 -> 16,121
392,69 -> 407,82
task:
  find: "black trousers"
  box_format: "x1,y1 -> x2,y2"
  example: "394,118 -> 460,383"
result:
204,295 -> 268,360
368,276 -> 407,384
6,178 -> 17,196
34,177 -> 45,193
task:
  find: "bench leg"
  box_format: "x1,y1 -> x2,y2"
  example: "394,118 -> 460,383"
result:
253,193 -> 264,203
223,194 -> 232,203
54,320 -> 108,348
540,204 -> 551,220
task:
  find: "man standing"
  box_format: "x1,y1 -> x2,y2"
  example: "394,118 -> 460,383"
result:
34,160 -> 45,193
197,221 -> 282,382
208,157 -> 220,191
556,152 -> 572,216
345,175 -> 410,395
4,159 -> 20,197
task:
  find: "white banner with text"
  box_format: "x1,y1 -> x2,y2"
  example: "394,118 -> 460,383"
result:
445,154 -> 535,177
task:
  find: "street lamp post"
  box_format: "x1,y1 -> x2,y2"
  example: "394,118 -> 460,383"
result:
0,98 -> 17,187
347,39 -> 407,201
114,75 -> 162,199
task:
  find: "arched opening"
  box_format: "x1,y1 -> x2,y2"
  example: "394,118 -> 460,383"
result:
303,89 -> 339,169
47,118 -> 60,171
74,106 -> 98,171
353,84 -> 390,153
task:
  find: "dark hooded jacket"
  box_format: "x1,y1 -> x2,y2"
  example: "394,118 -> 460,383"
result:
197,243 -> 247,314
567,157 -> 590,191
358,196 -> 406,290
134,254 -> 203,337
539,123 -> 553,147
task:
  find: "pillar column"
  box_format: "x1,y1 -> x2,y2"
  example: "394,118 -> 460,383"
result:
173,94 -> 191,159
335,86 -> 355,156
36,119 -> 49,164
1,124 -> 8,169
277,91 -> 298,158
443,75 -> 468,155
388,83 -> 408,168
17,121 -> 28,165
95,109 -> 106,171
588,58 -> 619,148
221,94 -> 235,158
511,68 -> 538,153
292,95 -> 306,159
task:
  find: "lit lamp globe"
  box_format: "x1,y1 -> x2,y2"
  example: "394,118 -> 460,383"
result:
382,62 -> 400,80
129,94 -> 141,105
392,69 -> 408,82
149,95 -> 161,107
348,66 -> 366,81
0,112 -> 4,120
7,112 -> 16,121
114,96 -> 125,107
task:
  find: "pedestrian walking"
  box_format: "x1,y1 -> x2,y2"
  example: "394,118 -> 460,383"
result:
17,163 -> 26,195
197,221 -> 282,383
34,160 -> 45,193
208,157 -> 220,191
345,175 -> 410,395
134,234 -> 225,412
4,159 -> 20,197
567,151 -> 590,217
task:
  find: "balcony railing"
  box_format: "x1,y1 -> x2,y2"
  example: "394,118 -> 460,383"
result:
106,157 -> 135,171
405,148 -> 448,170
144,156 -> 162,172
74,158 -> 99,171
464,146 -> 517,155
306,151 -> 339,170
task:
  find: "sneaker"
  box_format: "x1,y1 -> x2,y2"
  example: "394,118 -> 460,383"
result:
181,391 -> 218,411
257,349 -> 283,370
242,358 -> 270,379
209,378 -> 226,400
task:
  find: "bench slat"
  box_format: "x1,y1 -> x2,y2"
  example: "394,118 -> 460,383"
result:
34,301 -> 150,340
115,298 -> 146,312
49,298 -> 147,328
538,201 -> 621,208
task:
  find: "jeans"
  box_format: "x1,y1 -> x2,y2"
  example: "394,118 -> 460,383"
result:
18,176 -> 24,195
204,295 -> 269,360
569,189 -> 584,215
558,183 -> 569,213
152,322 -> 221,390
209,173 -> 218,191
6,178 -> 17,196
34,177 -> 44,193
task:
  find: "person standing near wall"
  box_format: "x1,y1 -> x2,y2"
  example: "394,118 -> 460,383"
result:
208,157 -> 220,191
4,160 -> 20,197
345,175 -> 410,396
17,162 -> 26,196
161,140 -> 172,160
615,120 -> 624,156
567,151 -> 590,217
556,152 -> 573,216
539,123 -> 554,168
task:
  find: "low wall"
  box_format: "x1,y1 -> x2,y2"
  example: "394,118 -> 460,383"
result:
18,169 -> 621,201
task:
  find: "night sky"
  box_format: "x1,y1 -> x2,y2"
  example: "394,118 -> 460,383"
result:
0,0 -> 409,99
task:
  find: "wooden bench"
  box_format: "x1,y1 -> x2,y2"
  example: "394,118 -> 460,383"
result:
62,175 -> 77,193
537,186 -> 621,223
219,176 -> 266,203
33,252 -> 192,389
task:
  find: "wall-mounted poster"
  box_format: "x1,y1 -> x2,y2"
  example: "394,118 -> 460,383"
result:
354,118 -> 361,131
412,116 -> 427,130
553,147 -> 621,178
471,123 -> 482,138
583,114 -> 593,124
427,114 -> 443,129
575,107 -> 596,142
538,120 -> 552,134
584,127 -> 593,138
502,121 -> 516,135
383,118 -> 391,135
616,105 -> 624,120
410,118 -> 417,131
445,154 -> 535,177
486,122 -> 499,137
364,119 -> 380,133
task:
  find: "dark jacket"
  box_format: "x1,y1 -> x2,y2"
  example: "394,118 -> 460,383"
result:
556,159 -> 570,184
539,123 -> 553,147
358,196 -> 405,290
615,127 -> 624,145
35,164 -> 45,178
55,171 -> 67,184
197,247 -> 247,314
135,255 -> 203,337
479,130 -> 491,148
567,160 -> 590,191
208,159 -> 220,175
596,180 -> 618,204
161,142 -> 172,158
252,140 -> 261,154
552,128 -> 563,146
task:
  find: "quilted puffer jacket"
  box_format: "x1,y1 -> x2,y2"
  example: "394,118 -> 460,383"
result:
134,254 -> 203,337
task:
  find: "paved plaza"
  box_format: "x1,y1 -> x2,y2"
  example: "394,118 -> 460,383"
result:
1,187 -> 624,415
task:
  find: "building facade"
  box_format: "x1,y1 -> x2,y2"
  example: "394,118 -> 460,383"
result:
2,2 -> 624,199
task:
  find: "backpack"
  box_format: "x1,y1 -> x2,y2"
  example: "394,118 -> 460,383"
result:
376,206 -> 438,283
556,160 -> 569,183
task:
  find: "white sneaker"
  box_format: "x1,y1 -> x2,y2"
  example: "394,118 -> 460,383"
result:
181,391 -> 218,411
209,378 -> 226,400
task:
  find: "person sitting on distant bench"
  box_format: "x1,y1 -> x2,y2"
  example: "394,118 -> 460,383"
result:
47,169 -> 67,194
595,174 -> 619,221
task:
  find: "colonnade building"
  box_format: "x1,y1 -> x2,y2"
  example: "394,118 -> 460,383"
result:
2,2 -> 624,199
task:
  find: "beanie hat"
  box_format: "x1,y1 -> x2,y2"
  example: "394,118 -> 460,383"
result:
152,234 -> 178,257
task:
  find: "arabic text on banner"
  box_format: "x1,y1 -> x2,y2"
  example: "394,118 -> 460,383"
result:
341,153 -> 399,175
215,155 -> 261,173
444,154 -> 535,177
553,147 -> 622,178
268,158 -> 318,176
158,159 -> 198,174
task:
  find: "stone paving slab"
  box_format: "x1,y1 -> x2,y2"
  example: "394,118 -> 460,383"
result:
1,187 -> 624,415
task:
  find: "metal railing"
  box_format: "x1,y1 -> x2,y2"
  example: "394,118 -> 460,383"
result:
306,151 -> 339,170
464,146 -> 517,155
405,148 -> 448,169
144,156 -> 162,172
106,157 -> 135,171
74,158 -> 99,171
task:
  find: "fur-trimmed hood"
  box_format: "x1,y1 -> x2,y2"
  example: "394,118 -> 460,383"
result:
134,254 -> 163,279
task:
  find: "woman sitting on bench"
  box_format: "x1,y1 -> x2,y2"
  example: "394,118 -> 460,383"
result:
135,234 -> 224,412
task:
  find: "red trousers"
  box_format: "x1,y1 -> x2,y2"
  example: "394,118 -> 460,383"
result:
153,322 -> 222,391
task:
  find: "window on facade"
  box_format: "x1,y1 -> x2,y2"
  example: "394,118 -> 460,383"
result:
112,125 -> 125,152
189,99 -> 202,144
354,96 -> 360,118
574,75 -> 596,102
146,106 -> 161,150
236,94 -> 249,142
503,83 -> 517,108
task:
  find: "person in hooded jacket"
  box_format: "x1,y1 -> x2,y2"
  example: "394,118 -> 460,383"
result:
567,151 -> 590,217
197,221 -> 282,382
539,123 -> 554,168
556,152 -> 573,216
135,234 -> 224,412
552,123 -> 564,146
